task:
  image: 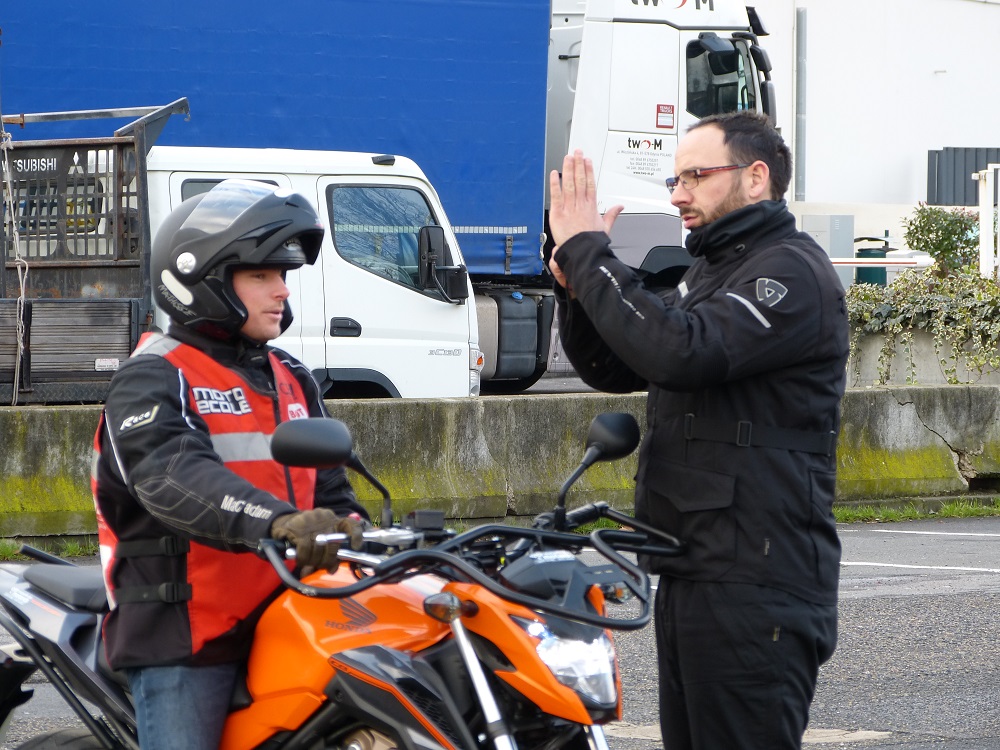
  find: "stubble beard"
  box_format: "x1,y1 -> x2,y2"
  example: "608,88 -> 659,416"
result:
683,178 -> 751,227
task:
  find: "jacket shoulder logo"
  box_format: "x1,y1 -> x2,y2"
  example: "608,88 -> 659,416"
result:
756,278 -> 788,307
119,404 -> 160,433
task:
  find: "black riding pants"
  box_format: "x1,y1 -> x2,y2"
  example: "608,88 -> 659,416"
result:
654,578 -> 837,750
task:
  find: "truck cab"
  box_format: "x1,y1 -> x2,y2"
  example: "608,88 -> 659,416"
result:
565,0 -> 775,278
145,146 -> 482,399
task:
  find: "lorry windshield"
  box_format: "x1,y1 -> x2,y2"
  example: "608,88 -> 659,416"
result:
328,185 -> 440,290
685,39 -> 757,118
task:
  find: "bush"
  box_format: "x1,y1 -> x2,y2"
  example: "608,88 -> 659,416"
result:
847,267 -> 1000,384
901,202 -> 980,277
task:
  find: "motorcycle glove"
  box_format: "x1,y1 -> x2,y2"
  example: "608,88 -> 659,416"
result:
270,508 -> 365,570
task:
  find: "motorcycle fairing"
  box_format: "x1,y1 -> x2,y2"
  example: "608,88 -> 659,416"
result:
447,582 -> 597,725
326,645 -> 479,750
0,564 -> 137,746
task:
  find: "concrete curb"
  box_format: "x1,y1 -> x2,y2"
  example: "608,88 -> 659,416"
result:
1,386 -> 999,539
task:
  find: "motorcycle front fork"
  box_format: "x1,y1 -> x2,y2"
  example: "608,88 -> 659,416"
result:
448,616 -> 612,750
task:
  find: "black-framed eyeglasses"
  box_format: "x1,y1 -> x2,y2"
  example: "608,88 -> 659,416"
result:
665,164 -> 752,193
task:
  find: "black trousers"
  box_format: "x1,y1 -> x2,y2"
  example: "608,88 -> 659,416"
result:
654,579 -> 837,750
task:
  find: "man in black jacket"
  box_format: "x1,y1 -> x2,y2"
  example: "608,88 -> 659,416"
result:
547,111 -> 848,750
93,180 -> 368,749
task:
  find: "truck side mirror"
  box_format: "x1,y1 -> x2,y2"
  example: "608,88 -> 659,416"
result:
418,225 -> 447,289
418,225 -> 470,303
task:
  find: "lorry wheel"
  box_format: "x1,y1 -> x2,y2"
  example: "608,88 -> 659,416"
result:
14,728 -> 103,749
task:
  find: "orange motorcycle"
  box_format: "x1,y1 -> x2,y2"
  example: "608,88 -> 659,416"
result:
0,413 -> 682,750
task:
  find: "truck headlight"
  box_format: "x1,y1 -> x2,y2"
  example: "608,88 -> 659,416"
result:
515,618 -> 617,705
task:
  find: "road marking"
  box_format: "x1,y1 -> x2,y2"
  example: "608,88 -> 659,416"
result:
804,728 -> 893,744
603,724 -> 892,744
870,529 -> 1000,538
602,723 -> 660,741
842,561 -> 1000,574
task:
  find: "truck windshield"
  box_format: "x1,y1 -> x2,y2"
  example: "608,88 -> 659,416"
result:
685,39 -> 758,118
327,185 -> 440,290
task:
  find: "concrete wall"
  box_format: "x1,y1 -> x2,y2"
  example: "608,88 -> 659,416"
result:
3,387 -> 1000,539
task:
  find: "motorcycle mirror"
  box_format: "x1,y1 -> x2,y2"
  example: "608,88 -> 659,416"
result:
584,412 -> 641,464
554,412 -> 641,530
271,418 -> 354,468
272,418 -> 395,527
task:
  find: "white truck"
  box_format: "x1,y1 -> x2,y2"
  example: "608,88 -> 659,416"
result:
564,0 -> 775,273
0,102 -> 482,402
0,0 -> 776,402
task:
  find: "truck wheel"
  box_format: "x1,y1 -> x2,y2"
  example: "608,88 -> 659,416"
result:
14,728 -> 104,749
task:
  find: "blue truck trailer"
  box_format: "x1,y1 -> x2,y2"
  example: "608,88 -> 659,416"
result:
0,0 -> 775,398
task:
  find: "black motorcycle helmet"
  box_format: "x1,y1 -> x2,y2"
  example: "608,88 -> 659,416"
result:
151,179 -> 323,340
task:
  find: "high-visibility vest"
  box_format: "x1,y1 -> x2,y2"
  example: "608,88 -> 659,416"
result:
93,332 -> 316,658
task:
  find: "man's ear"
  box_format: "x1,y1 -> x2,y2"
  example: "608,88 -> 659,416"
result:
746,160 -> 770,201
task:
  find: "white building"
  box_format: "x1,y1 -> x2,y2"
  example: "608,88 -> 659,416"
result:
753,0 -> 1000,207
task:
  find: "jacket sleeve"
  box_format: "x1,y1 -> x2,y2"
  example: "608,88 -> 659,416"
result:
558,231 -> 834,392
101,356 -> 298,552
556,283 -> 649,394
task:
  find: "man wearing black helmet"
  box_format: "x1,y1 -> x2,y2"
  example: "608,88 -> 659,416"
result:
92,180 -> 369,750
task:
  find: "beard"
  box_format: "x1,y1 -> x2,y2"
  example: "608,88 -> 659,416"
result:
681,177 -> 750,227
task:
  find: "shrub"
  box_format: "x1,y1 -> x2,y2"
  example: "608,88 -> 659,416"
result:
901,202 -> 980,277
846,267 -> 1000,384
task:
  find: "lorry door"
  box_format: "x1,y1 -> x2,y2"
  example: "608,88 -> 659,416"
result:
569,8 -> 682,269
313,175 -> 473,399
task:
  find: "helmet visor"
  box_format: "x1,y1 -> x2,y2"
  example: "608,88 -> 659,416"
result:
180,179 -> 281,235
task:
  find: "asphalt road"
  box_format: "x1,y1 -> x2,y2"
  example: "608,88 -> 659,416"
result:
608,516 -> 1000,750
525,372 -> 596,394
2,517 -> 999,749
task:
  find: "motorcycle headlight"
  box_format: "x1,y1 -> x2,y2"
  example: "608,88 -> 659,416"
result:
516,619 -> 617,705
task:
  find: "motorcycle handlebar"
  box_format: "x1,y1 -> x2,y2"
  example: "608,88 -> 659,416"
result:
281,528 -> 421,558
261,497 -> 684,631
564,502 -> 603,528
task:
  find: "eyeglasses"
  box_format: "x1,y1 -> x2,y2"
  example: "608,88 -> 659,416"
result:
665,164 -> 752,193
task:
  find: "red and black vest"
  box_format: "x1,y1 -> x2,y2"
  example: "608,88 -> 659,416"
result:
92,332 -> 316,659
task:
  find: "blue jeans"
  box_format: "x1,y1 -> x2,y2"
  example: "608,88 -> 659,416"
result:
126,662 -> 240,750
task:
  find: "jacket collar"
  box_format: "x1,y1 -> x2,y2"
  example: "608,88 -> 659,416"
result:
165,325 -> 271,370
684,200 -> 795,264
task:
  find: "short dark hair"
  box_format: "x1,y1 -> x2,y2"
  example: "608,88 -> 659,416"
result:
688,111 -> 791,200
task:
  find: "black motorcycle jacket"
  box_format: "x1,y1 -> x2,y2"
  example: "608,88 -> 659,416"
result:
93,326 -> 367,667
555,200 -> 848,604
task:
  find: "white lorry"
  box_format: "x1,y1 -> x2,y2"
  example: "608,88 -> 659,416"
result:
0,102 -> 482,403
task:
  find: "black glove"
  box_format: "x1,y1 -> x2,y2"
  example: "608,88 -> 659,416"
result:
270,508 -> 365,570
